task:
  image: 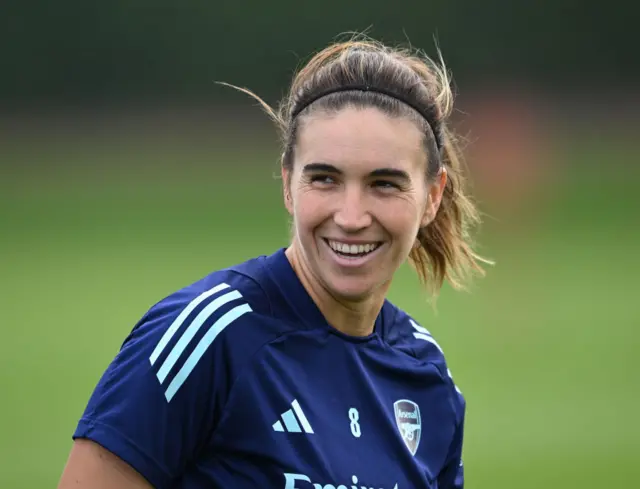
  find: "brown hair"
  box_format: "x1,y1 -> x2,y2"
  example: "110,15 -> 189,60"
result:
220,35 -> 491,296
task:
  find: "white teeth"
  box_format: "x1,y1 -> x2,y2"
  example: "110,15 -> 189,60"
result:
328,240 -> 379,255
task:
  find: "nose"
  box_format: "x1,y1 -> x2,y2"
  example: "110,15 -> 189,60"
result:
333,186 -> 372,232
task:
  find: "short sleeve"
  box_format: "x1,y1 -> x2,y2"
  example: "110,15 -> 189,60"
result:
73,284 -> 252,488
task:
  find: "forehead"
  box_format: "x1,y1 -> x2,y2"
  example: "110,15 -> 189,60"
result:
294,107 -> 426,172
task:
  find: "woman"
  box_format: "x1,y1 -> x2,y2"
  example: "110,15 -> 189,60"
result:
58,37 -> 489,489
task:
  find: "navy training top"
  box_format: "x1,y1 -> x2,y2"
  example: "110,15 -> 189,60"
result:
73,248 -> 466,489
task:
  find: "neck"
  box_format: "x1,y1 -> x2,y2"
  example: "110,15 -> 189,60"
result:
285,245 -> 387,337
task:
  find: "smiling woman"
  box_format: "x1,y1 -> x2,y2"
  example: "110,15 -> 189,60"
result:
58,35 -> 490,489
286,106 -> 440,334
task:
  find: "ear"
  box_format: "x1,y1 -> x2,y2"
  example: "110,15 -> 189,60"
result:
282,166 -> 294,216
420,168 -> 447,227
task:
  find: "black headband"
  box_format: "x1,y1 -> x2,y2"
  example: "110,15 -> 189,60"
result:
290,84 -> 442,151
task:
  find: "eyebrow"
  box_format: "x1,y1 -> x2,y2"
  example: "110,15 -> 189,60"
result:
302,163 -> 411,182
369,168 -> 411,182
302,162 -> 341,174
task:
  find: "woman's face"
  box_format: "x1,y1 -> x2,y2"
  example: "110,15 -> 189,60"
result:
284,106 -> 445,302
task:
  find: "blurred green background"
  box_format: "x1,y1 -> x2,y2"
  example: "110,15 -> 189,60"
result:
1,2 -> 638,488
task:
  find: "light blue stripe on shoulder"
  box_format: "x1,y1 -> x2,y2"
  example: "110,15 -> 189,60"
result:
413,332 -> 444,354
149,283 -> 230,365
156,290 -> 243,383
410,319 -> 432,337
164,303 -> 252,402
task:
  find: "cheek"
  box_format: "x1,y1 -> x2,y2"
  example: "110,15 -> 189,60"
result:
380,198 -> 423,239
292,188 -> 327,229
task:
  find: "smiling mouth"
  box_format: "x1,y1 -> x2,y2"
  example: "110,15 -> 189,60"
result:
323,239 -> 383,258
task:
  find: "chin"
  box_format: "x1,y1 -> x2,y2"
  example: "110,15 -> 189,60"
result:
324,275 -> 382,303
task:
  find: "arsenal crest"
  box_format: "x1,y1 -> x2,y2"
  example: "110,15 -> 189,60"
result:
394,399 -> 422,456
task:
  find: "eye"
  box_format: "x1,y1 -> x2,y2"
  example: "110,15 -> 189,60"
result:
310,174 -> 336,186
372,180 -> 401,191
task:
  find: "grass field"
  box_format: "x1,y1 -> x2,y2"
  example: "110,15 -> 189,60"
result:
1,130 -> 639,488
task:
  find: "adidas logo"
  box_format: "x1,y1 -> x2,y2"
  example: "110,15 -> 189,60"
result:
272,399 -> 314,434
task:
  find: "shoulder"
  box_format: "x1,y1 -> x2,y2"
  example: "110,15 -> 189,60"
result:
383,302 -> 465,415
129,259 -> 269,343
383,304 -> 448,368
143,254 -> 274,328
121,255 -> 291,400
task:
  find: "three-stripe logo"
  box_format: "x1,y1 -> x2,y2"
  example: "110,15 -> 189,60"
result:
272,399 -> 314,434
149,282 -> 252,402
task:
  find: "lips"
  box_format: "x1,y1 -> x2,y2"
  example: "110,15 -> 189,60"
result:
326,239 -> 382,256
322,238 -> 384,268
